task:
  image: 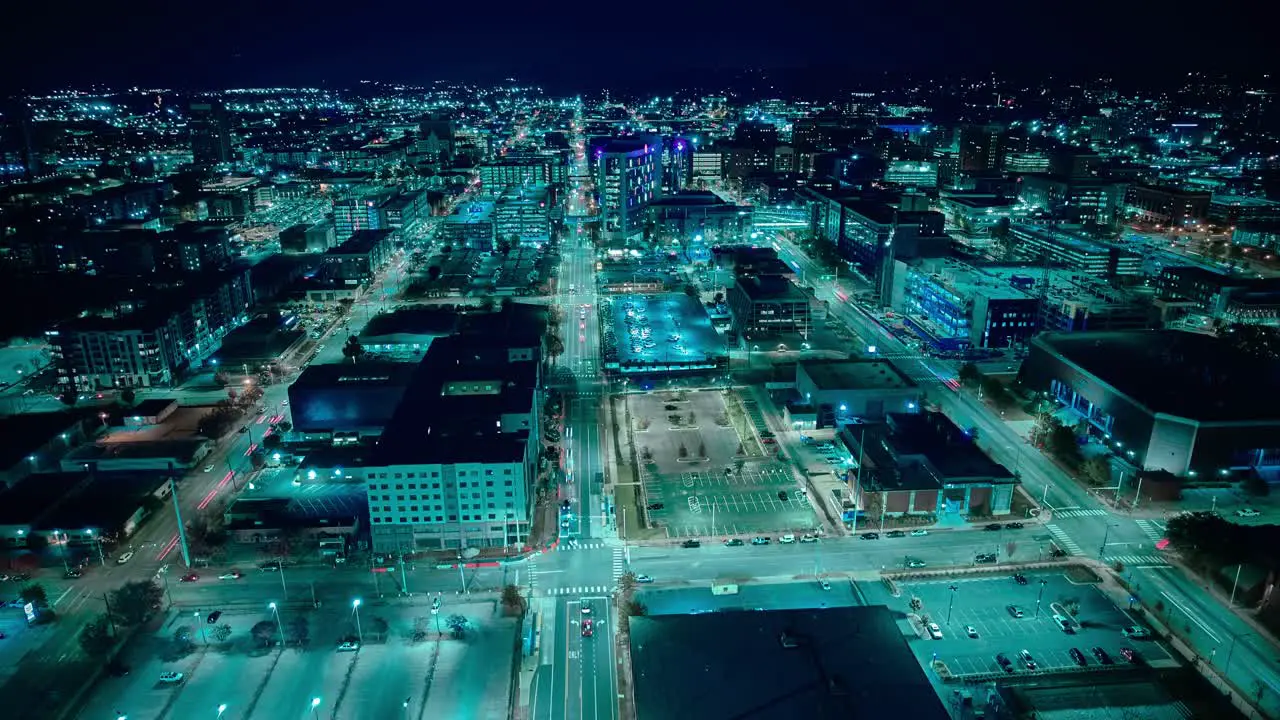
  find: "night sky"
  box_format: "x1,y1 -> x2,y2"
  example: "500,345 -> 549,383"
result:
5,0 -> 1265,91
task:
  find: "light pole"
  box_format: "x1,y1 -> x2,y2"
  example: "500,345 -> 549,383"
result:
217,704 -> 227,720
195,611 -> 208,645
946,585 -> 958,625
1099,523 -> 1117,558
352,598 -> 364,644
1035,579 -> 1048,617
269,602 -> 285,647
310,698 -> 321,720
277,557 -> 288,598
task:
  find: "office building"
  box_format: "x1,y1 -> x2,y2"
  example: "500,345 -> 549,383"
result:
643,191 -> 750,246
1209,195 -> 1280,226
1021,331 -> 1280,476
494,185 -> 552,247
333,196 -> 387,240
189,100 -> 233,167
838,202 -> 952,302
883,161 -> 938,188
439,200 -> 497,251
279,220 -> 337,254
958,125 -> 1004,173
1018,174 -> 1126,225
478,159 -> 545,190
690,150 -> 723,184
321,229 -> 394,286
1155,265 -> 1280,325
898,258 -> 1039,351
726,275 -> 811,339
417,114 -> 456,166
1008,224 -> 1141,276
49,269 -> 252,390
1125,184 -> 1212,228
592,136 -> 662,241
287,362 -> 419,440
793,359 -> 920,427
360,333 -> 543,552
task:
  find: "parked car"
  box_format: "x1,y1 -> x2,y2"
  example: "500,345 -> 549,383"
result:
779,534 -> 796,544
1091,646 -> 1113,665
1013,573 -> 1028,585
1006,605 -> 1024,618
1053,614 -> 1075,633
995,653 -> 1014,673
926,622 -> 943,639
751,537 -> 771,545
635,575 -> 654,584
965,625 -> 979,639
259,561 -> 282,571
337,641 -> 360,652
645,502 -> 665,511
1069,647 -> 1088,666
206,611 -> 222,624
909,529 -> 928,537
158,671 -> 184,684
860,532 -> 879,540
1237,508 -> 1261,518
906,558 -> 927,568
800,534 -> 818,543
975,553 -> 997,564
1121,647 -> 1141,664
724,538 -> 744,547
116,552 -> 134,565
681,539 -> 701,548
1019,649 -> 1038,670
984,523 -> 1003,531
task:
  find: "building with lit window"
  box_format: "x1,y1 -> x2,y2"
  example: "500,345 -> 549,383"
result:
1018,174 -> 1126,225
591,136 -> 662,241
333,196 -> 387,240
883,161 -> 938,188
494,185 -> 552,247
189,100 -> 233,167
727,275 -> 811,339
1125,184 -> 1211,228
897,258 -> 1039,351
1008,224 -> 1141,277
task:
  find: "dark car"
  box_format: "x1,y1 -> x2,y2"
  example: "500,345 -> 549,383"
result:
975,553 -> 997,564
723,538 -> 744,547
1069,647 -> 1087,666
1013,573 -> 1028,585
1049,547 -> 1068,558
259,561 -> 281,571
681,539 -> 701,548
64,569 -> 83,579
206,610 -> 222,624
1091,646 -> 1113,665
1121,647 -> 1141,664
777,491 -> 789,501
645,502 -> 665,511
886,530 -> 906,538
860,532 -> 879,540
1005,522 -> 1024,530
984,523 -> 1003,531
995,653 -> 1014,673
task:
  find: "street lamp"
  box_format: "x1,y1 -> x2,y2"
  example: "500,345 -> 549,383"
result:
269,602 -> 285,647
946,584 -> 958,625
1035,579 -> 1049,617
352,599 -> 364,644
217,704 -> 227,720
195,611 -> 208,645
311,697 -> 321,720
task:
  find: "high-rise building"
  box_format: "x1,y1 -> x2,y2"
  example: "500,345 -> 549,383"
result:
417,114 -> 456,166
189,100 -> 233,167
958,125 -> 1003,174
591,136 -> 662,241
333,196 -> 387,240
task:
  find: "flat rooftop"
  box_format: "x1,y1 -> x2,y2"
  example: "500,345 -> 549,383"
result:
629,604 -> 948,720
801,359 -> 916,391
1034,330 -> 1280,422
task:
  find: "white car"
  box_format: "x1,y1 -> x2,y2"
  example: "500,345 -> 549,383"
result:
337,641 -> 360,652
203,464 -> 215,473
779,534 -> 796,544
819,578 -> 831,591
910,529 -> 929,537
926,622 -> 943,640
158,671 -> 184,684
1236,508 -> 1261,518
218,571 -> 243,580
965,625 -> 979,638
116,551 -> 134,565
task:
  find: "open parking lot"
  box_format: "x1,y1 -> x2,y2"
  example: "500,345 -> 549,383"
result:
76,600 -> 514,720
603,293 -> 722,368
640,464 -> 817,537
865,569 -> 1173,678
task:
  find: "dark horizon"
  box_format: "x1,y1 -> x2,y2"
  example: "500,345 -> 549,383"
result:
3,0 -> 1265,94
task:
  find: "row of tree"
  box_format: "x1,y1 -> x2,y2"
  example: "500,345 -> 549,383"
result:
79,579 -> 166,659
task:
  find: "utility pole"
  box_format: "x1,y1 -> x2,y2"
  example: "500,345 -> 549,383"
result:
399,548 -> 409,596
946,585 -> 958,624
878,491 -> 887,535
170,478 -> 192,568
1035,579 -> 1048,617
1132,473 -> 1144,510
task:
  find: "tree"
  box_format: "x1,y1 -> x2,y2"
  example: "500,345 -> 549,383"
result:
173,625 -> 195,652
617,572 -> 637,595
711,292 -> 725,305
981,376 -> 1014,409
683,284 -> 699,299
1046,422 -> 1083,468
262,433 -> 283,450
249,450 -> 266,470
251,620 -> 277,647
276,421 -> 292,434
698,441 -> 707,458
79,615 -> 115,658
445,614 -> 468,639
426,265 -> 442,282
958,363 -> 982,387
501,585 -> 527,616
496,234 -> 512,256
211,623 -> 233,643
286,616 -> 310,646
478,297 -> 496,313
120,388 -> 136,406
545,334 -> 565,361
1081,456 -> 1112,487
623,599 -> 648,618
342,336 -> 365,364
20,583 -> 48,607
110,580 -> 164,626
368,616 -> 390,640
677,443 -> 688,459
214,370 -> 231,387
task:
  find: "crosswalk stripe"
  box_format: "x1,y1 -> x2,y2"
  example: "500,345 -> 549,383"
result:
1053,509 -> 1109,518
1044,524 -> 1082,554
